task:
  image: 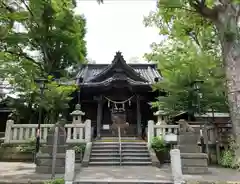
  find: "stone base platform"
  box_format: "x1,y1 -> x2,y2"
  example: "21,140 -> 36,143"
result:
35,153 -> 65,174
181,153 -> 208,174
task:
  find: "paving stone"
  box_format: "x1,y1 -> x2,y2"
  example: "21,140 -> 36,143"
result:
74,165 -> 172,181
1,162 -> 240,183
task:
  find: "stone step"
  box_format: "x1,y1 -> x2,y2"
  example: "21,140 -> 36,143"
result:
94,140 -> 146,144
122,161 -> 152,166
100,137 -> 140,140
91,152 -> 150,157
36,157 -> 65,166
91,152 -> 119,156
89,161 -> 152,166
92,144 -> 147,147
93,142 -> 147,145
36,153 -> 66,158
182,166 -> 208,174
92,146 -> 148,151
91,149 -> 119,153
41,145 -> 68,153
122,157 -> 151,162
91,149 -> 149,153
90,157 -> 120,162
35,166 -> 65,174
89,161 -> 120,166
90,156 -> 151,162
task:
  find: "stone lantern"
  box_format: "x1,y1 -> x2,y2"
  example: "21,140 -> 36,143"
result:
154,109 -> 167,125
70,104 -> 85,124
154,109 -> 167,137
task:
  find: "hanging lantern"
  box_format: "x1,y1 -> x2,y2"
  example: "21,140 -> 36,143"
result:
129,100 -> 131,106
108,100 -> 110,108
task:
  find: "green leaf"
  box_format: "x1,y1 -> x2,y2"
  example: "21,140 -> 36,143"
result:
158,0 -> 183,8
205,0 -> 215,8
7,11 -> 29,21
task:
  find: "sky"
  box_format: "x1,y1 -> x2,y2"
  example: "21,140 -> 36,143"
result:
74,0 -> 163,63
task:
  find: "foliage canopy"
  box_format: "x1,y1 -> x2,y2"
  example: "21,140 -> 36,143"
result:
0,0 -> 86,123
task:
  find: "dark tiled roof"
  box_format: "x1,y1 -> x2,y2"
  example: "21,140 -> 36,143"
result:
76,63 -> 162,84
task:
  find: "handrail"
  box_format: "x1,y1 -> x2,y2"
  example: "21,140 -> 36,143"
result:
118,126 -> 122,166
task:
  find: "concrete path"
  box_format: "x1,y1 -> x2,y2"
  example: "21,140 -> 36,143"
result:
184,166 -> 240,182
0,162 -> 240,183
74,165 -> 240,183
74,165 -> 173,183
0,162 -> 63,183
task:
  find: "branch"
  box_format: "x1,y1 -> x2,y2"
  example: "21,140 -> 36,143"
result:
19,0 -> 41,28
20,0 -> 51,73
158,5 -> 197,13
188,0 -> 219,20
0,1 -> 16,33
0,1 -> 15,13
3,47 -> 44,72
189,31 -> 202,48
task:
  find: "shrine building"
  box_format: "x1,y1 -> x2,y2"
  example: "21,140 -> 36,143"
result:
72,51 -> 162,138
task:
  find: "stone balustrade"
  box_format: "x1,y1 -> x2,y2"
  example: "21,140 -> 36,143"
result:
4,119 -> 91,144
147,120 -> 215,147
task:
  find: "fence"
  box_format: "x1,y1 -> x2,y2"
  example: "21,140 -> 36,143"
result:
4,119 -> 91,144
147,120 -> 216,147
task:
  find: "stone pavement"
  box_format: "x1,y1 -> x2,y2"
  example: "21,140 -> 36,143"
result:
0,162 -> 64,184
0,162 -> 240,183
184,166 -> 240,182
74,165 -> 173,183
74,165 -> 240,183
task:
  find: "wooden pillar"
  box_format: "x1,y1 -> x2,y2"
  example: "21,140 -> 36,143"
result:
96,96 -> 103,139
136,95 -> 142,137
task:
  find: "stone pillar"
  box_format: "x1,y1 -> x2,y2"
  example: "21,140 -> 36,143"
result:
177,119 -> 209,174
4,118 -> 14,143
136,95 -> 141,137
170,149 -> 184,184
64,149 -> 75,183
147,120 -> 154,148
85,119 -> 91,142
36,119 -> 68,174
96,96 -> 103,138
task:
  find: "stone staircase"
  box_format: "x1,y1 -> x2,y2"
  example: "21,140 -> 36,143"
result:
89,138 -> 152,166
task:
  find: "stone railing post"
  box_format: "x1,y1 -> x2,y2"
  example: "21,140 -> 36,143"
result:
4,119 -> 14,143
147,120 -> 154,148
64,149 -> 75,184
84,119 -> 91,142
170,149 -> 184,184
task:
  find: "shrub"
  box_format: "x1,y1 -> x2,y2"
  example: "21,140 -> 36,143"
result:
151,136 -> 166,152
45,178 -> 64,184
220,149 -> 234,168
219,136 -> 240,170
73,143 -> 86,154
16,137 -> 37,153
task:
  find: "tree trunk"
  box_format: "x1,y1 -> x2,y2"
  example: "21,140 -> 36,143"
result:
215,6 -> 240,162
222,39 -> 240,161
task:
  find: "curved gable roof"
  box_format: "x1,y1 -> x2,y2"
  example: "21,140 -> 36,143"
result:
89,51 -> 148,83
76,52 -> 162,86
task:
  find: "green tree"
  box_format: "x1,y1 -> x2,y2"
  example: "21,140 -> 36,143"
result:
0,0 -> 86,123
0,0 -> 87,77
37,80 -> 77,124
146,39 -> 227,117
143,0 -> 240,161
